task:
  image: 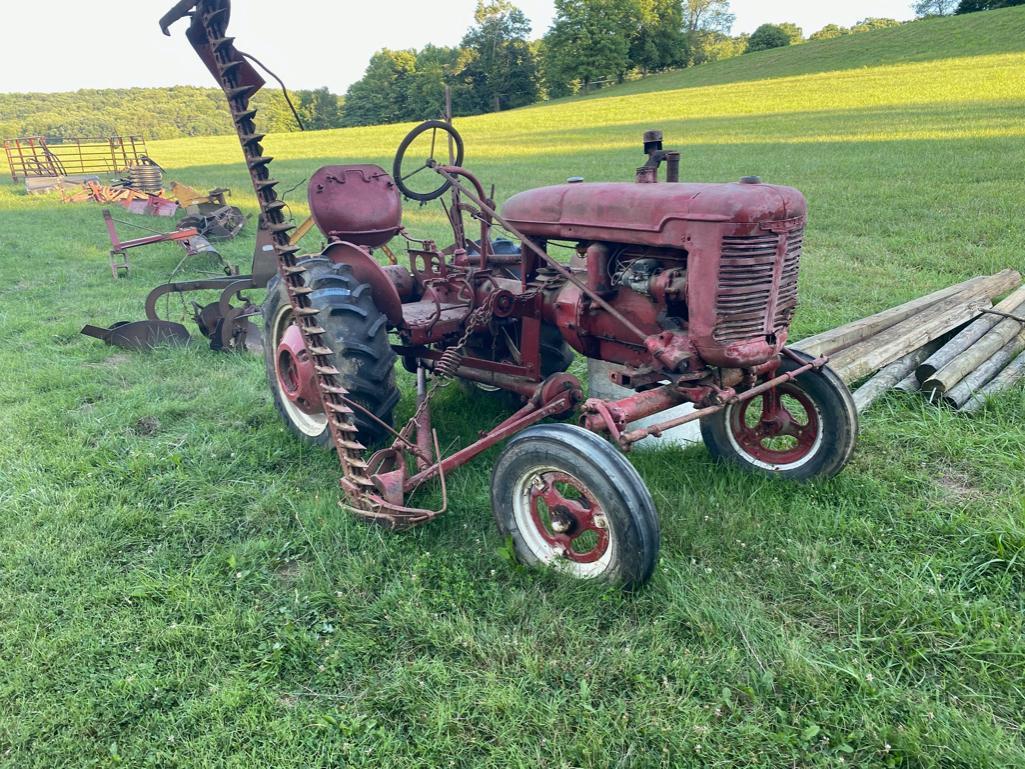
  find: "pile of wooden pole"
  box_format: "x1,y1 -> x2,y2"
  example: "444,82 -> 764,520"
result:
794,269 -> 1025,414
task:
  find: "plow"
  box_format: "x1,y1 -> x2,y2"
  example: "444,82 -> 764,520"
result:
87,0 -> 860,587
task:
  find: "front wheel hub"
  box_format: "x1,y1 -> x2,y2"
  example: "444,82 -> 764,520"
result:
276,324 -> 323,416
728,384 -> 822,469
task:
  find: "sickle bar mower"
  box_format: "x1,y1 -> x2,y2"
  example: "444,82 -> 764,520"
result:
101,0 -> 859,586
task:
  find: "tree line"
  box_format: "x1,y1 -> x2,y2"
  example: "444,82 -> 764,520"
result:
2,0 -> 1018,141
0,86 -> 341,142
914,0 -> 1023,15
339,0 -> 921,127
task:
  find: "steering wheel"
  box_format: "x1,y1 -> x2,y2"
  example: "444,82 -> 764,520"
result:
393,120 -> 465,203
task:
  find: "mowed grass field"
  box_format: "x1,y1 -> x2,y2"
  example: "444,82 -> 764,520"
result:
2,7 -> 1025,767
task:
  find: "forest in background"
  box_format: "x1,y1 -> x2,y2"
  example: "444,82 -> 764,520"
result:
0,86 -> 338,142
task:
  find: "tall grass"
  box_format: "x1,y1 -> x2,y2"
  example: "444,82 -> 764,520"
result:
1,7 -> 1024,767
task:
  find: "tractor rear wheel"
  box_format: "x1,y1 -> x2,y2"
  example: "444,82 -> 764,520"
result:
700,352 -> 858,481
263,257 -> 400,448
492,424 -> 660,587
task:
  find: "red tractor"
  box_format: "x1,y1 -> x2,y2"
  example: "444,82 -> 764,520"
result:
157,0 -> 857,586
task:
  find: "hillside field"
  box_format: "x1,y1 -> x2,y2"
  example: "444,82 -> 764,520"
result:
2,7 -> 1025,768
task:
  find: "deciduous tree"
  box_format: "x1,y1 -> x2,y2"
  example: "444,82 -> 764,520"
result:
342,49 -> 418,127
913,0 -> 957,15
298,87 -> 342,131
849,17 -> 903,32
460,1 -> 539,112
809,23 -> 848,41
776,22 -> 804,43
542,0 -> 641,96
746,24 -> 792,52
682,0 -> 736,64
630,0 -> 688,73
956,0 -> 1024,11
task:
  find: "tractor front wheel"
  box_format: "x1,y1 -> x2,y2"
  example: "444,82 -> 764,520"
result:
700,352 -> 858,481
491,424 -> 660,587
263,258 -> 400,448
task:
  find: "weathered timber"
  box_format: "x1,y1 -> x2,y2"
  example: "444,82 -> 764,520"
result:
853,339 -> 945,412
961,349 -> 1025,414
942,330 -> 1025,409
828,292 -> 996,385
895,371 -> 922,393
795,270 -> 1020,357
916,283 -> 1025,382
922,297 -> 1025,399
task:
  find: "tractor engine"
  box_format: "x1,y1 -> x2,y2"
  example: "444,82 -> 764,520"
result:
502,174 -> 807,375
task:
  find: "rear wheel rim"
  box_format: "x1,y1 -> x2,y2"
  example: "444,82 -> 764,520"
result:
511,465 -> 614,578
725,383 -> 823,471
271,304 -> 328,438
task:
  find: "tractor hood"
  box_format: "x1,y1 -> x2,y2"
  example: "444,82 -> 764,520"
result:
501,181 -> 807,247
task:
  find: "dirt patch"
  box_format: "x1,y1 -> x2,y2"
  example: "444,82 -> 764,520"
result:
133,416 -> 162,437
276,561 -> 302,582
937,467 -> 977,501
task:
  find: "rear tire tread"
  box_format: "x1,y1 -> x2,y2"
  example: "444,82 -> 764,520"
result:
264,257 -> 399,447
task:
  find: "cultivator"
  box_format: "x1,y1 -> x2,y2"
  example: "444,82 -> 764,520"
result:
97,0 -> 861,585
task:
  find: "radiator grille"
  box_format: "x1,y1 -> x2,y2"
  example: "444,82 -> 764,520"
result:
714,227 -> 803,344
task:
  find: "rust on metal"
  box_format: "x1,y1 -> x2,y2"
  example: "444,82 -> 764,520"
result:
112,0 -> 852,535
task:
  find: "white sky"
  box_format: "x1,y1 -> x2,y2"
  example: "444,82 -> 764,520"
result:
0,1 -> 916,94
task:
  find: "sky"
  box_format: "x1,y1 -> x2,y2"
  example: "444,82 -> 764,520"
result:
0,1 -> 916,94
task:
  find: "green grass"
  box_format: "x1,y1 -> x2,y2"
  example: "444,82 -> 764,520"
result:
568,6 -> 1025,98
2,7 -> 1025,767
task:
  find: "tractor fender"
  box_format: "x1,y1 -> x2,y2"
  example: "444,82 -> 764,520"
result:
321,241 -> 408,327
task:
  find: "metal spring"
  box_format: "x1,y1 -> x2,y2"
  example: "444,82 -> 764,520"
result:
435,347 -> 464,379
127,163 -> 164,193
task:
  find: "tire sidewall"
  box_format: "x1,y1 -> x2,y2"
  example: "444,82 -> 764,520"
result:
492,425 -> 660,587
263,275 -> 331,448
701,354 -> 858,481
